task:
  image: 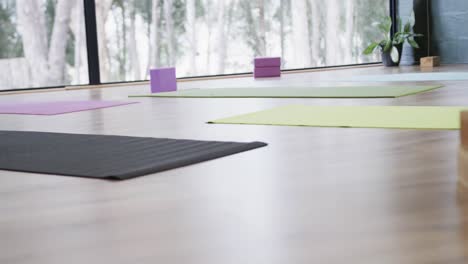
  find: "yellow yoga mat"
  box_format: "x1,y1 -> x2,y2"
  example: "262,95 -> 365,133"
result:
210,105 -> 468,130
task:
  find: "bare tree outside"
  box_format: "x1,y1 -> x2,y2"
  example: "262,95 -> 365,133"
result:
185,0 -> 197,75
95,0 -> 386,81
48,0 -> 76,85
291,0 -> 311,67
148,0 -> 160,70
163,0 -> 175,66
0,0 -> 89,90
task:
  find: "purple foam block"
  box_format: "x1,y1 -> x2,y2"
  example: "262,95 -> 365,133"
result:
150,67 -> 177,93
254,57 -> 281,68
0,100 -> 138,115
254,66 -> 281,78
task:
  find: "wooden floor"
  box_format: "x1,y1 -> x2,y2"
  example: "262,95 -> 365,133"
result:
2,65 -> 468,263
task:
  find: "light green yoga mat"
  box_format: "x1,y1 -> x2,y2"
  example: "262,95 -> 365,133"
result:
345,72 -> 468,82
129,85 -> 442,99
210,105 -> 468,130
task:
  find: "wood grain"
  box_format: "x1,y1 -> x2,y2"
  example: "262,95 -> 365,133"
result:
1,65 -> 468,264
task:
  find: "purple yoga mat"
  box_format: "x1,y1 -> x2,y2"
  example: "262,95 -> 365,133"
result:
0,100 -> 138,115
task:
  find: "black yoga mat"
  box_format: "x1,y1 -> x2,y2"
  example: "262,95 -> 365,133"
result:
0,131 -> 267,180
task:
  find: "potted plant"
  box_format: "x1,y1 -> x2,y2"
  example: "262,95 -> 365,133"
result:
363,11 -> 423,66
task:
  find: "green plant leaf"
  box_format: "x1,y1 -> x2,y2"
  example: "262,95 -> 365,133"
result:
408,38 -> 420,49
393,32 -> 404,44
383,16 -> 393,33
391,46 -> 400,63
383,40 -> 392,53
378,17 -> 392,35
404,22 -> 411,33
378,23 -> 388,34
397,17 -> 403,33
394,38 -> 403,45
363,42 -> 379,55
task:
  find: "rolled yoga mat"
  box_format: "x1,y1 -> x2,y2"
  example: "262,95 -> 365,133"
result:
210,105 -> 468,130
0,131 -> 267,180
129,85 -> 442,99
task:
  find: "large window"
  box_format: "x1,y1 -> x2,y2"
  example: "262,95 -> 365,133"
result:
96,0 -> 388,82
0,0 -> 88,91
0,0 -> 390,90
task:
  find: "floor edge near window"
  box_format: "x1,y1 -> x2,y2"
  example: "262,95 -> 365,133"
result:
0,63 -> 382,95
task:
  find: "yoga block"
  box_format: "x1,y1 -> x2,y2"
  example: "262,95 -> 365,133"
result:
254,57 -> 281,68
420,56 -> 440,68
150,67 -> 177,93
254,66 -> 281,78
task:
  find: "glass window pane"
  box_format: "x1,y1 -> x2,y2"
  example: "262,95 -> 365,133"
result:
96,0 -> 388,82
0,0 -> 88,90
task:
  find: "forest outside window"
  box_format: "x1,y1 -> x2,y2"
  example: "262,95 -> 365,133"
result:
0,0 -> 389,90
96,0 -> 389,83
0,0 -> 89,91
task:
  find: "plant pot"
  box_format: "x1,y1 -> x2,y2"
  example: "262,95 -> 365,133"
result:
381,44 -> 403,67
